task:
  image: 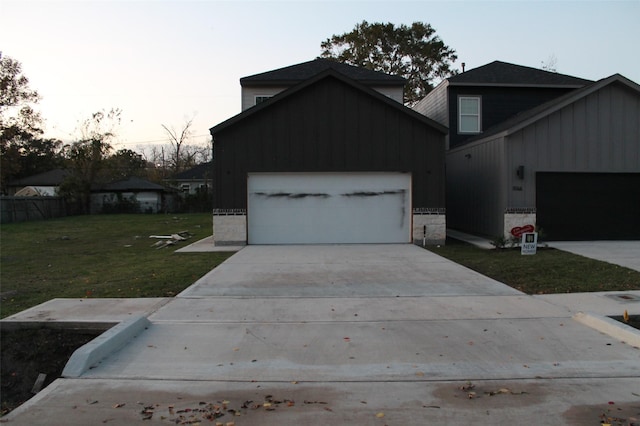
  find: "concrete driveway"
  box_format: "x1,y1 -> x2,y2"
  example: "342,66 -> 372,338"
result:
4,244 -> 640,425
549,240 -> 640,272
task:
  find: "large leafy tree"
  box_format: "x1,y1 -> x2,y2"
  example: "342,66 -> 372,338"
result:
58,109 -> 120,213
320,21 -> 458,105
105,148 -> 147,179
0,54 -> 63,192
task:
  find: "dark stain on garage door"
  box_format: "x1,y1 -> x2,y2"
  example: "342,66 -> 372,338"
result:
536,172 -> 640,240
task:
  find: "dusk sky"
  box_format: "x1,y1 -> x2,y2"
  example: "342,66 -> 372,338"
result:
2,0 -> 639,153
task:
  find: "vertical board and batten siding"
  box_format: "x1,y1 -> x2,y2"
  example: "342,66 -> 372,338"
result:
413,82 -> 448,127
506,82 -> 640,207
447,86 -> 579,148
214,76 -> 445,210
446,137 -> 506,237
373,86 -> 405,104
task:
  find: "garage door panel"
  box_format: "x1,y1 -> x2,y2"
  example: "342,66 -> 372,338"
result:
248,173 -> 411,244
537,173 -> 640,240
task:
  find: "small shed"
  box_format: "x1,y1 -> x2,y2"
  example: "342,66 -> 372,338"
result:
91,177 -> 170,214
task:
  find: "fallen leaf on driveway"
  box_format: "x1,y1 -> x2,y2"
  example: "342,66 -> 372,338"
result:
376,412 -> 385,418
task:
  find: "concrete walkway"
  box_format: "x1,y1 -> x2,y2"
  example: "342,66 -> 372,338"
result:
548,241 -> 640,272
3,244 -> 640,425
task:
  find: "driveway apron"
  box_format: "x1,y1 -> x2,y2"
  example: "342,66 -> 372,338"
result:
4,244 -> 640,425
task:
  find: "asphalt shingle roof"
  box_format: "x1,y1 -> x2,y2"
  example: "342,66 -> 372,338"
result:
173,162 -> 212,180
450,60 -> 593,87
240,58 -> 406,86
98,177 -> 166,192
9,169 -> 70,186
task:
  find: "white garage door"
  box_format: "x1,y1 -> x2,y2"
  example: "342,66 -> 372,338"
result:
248,172 -> 412,244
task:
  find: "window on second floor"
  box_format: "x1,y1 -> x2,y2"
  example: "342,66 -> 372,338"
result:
255,95 -> 272,105
458,96 -> 481,134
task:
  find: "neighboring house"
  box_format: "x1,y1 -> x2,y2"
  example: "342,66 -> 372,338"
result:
415,61 -> 640,240
210,59 -> 447,245
169,162 -> 212,195
91,177 -> 170,214
6,169 -> 70,196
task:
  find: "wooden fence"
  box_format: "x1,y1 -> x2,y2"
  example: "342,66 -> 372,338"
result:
0,197 -> 68,223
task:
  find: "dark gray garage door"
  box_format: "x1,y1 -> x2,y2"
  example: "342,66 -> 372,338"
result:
536,172 -> 640,240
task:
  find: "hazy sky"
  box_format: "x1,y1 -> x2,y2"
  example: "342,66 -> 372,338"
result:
2,0 -> 639,152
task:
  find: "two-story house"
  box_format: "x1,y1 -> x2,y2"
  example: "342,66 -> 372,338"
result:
414,61 -> 640,241
210,59 -> 447,246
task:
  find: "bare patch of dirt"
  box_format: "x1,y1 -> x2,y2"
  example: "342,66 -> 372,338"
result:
1,326 -> 101,416
563,401 -> 640,425
610,315 -> 640,331
431,381 -> 545,409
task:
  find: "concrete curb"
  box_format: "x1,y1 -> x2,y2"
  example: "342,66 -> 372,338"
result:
62,315 -> 151,378
573,312 -> 640,348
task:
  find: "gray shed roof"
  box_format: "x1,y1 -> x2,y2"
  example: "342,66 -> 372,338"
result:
97,177 -> 167,192
173,162 -> 212,180
9,169 -> 70,186
449,60 -> 593,87
240,58 -> 406,87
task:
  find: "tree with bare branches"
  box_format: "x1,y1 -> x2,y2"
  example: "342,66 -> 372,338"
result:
160,118 -> 211,176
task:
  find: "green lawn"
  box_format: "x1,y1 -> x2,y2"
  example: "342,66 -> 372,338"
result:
426,238 -> 640,294
2,216 -> 639,319
0,214 -> 233,318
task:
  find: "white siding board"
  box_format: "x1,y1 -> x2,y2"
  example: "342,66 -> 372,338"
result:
241,86 -> 290,111
372,86 -> 404,103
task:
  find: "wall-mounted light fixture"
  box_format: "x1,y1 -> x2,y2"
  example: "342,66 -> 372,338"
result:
464,153 -> 472,159
516,165 -> 525,180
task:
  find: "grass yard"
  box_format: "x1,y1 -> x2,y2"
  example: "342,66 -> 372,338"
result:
0,214 -> 233,318
2,216 -> 640,319
427,238 -> 640,294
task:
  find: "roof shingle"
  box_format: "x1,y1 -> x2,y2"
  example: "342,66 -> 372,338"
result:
240,58 -> 406,86
450,60 -> 592,87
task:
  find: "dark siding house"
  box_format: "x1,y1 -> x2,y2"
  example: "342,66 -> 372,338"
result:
210,61 -> 447,245
415,61 -> 593,149
415,61 -> 640,241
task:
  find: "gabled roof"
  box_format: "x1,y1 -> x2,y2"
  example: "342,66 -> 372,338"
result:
212,68 -> 446,136
173,162 -> 212,180
240,58 -> 406,87
96,177 -> 166,192
465,74 -> 640,144
9,169 -> 70,186
449,60 -> 593,87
